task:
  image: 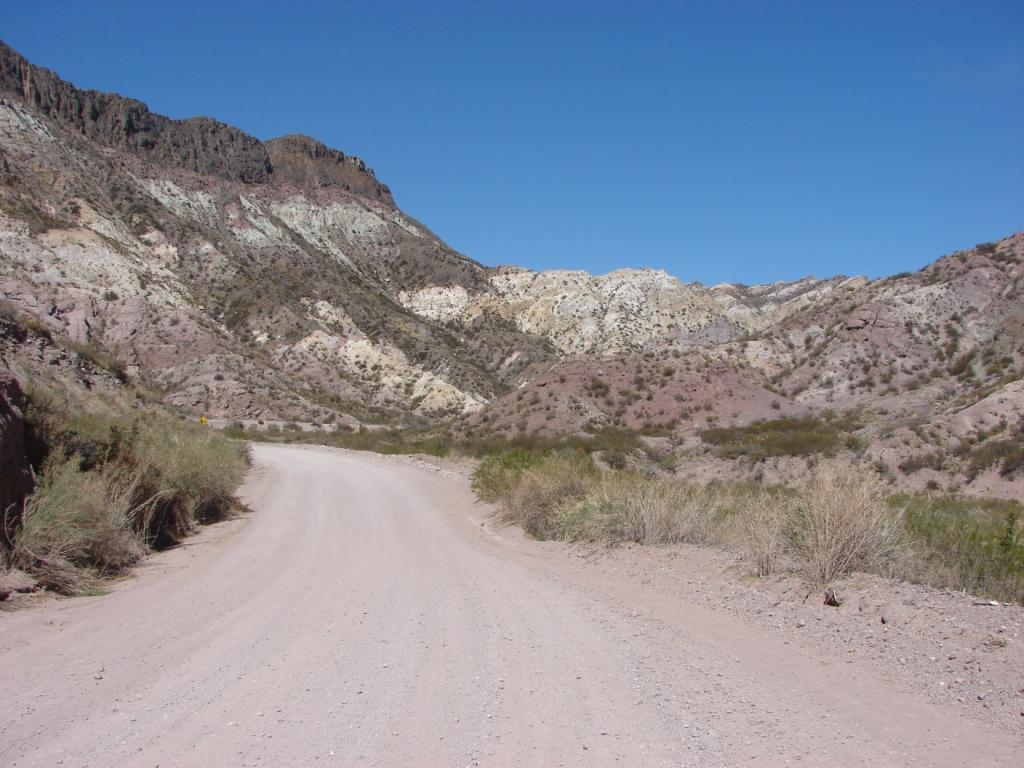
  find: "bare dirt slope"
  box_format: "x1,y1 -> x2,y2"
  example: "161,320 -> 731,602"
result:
1,444 -> 1021,767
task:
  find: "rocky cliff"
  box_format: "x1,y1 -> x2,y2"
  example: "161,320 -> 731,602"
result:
0,41 -> 272,183
0,40 -> 395,197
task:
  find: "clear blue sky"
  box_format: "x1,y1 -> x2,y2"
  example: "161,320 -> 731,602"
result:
4,1 -> 1022,284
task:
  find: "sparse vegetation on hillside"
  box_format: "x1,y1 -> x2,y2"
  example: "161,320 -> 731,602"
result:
700,414 -> 861,460
1,301 -> 128,383
964,423 -> 1024,481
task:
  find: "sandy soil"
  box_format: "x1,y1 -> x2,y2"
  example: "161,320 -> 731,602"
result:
1,443 -> 1021,767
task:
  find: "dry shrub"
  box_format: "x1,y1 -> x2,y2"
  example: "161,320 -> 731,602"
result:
736,488 -> 789,576
788,460 -> 903,584
475,445 -> 1020,601
15,453 -> 144,592
503,454 -> 595,539
119,416 -> 249,543
583,474 -> 723,545
13,396 -> 250,589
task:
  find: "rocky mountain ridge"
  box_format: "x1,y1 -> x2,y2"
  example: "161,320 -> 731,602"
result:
0,40 -> 392,199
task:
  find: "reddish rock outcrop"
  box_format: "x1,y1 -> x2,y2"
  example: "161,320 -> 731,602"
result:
0,372 -> 34,548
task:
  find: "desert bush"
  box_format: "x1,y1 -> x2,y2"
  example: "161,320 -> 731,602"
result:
948,350 -> 976,376
899,495 -> 1023,603
787,461 -> 903,584
700,416 -> 860,460
15,452 -> 144,591
64,339 -> 127,382
473,444 -> 1022,601
578,473 -> 724,545
736,488 -> 789,577
14,389 -> 250,587
966,431 -> 1024,480
471,448 -> 547,503
23,389 -> 125,470
126,416 -> 249,534
502,454 -> 596,539
585,377 -> 610,397
898,451 -> 945,474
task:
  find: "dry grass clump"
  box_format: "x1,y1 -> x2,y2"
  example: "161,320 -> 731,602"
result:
471,448 -> 546,504
478,452 -> 728,545
579,473 -> 724,545
128,416 -> 249,537
502,454 -> 595,539
474,448 -> 1021,601
736,488 -> 789,577
787,460 -> 903,584
9,385 -> 250,593
14,453 -> 144,592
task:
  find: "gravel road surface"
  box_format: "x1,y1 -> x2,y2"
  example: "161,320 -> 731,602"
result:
1,443 -> 1020,766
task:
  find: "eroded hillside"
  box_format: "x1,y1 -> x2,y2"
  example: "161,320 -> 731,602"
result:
0,39 -> 1021,499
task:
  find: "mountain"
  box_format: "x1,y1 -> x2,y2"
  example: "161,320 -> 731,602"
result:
0,40 -> 1021,498
0,39 -> 558,425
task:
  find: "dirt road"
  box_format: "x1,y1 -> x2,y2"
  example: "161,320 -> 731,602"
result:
1,444 -> 1020,766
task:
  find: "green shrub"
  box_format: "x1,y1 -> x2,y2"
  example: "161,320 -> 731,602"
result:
700,416 -> 859,460
472,448 -> 547,503
966,434 -> 1024,480
899,495 -> 1023,603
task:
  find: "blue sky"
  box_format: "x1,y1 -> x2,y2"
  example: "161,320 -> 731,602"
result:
3,2 -> 1022,284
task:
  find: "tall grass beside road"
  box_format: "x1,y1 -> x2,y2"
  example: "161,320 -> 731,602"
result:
7,386 -> 249,594
473,451 -> 1023,603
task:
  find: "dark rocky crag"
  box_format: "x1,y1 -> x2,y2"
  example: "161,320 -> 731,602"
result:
266,135 -> 393,204
0,371 -> 33,549
0,40 -> 271,183
0,40 -> 390,197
